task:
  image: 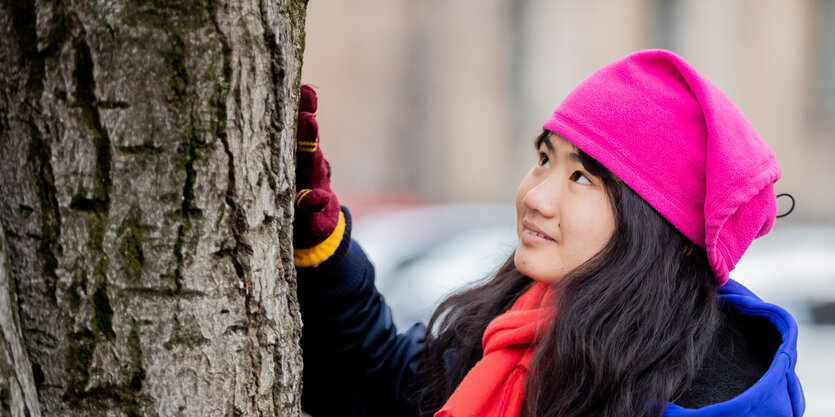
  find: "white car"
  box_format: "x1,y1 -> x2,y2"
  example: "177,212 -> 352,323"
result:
354,204 -> 516,328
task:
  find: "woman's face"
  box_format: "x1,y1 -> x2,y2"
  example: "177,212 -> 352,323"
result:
514,133 -> 616,283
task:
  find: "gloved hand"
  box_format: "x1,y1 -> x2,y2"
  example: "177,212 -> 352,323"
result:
293,84 -> 346,267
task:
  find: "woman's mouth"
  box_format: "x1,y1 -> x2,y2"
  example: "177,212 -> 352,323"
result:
522,220 -> 555,239
525,229 -> 550,239
521,220 -> 556,245
521,228 -> 555,245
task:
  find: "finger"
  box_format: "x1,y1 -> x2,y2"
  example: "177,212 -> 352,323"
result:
295,188 -> 331,213
300,84 -> 318,113
297,112 -> 318,152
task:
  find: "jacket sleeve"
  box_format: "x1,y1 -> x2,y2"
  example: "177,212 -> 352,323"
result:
296,207 -> 427,417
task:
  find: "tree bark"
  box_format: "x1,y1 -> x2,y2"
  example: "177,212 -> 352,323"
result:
0,222 -> 42,417
0,0 -> 307,415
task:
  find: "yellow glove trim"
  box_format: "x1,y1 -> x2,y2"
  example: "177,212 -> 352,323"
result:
295,189 -> 312,207
297,141 -> 318,152
293,210 -> 346,267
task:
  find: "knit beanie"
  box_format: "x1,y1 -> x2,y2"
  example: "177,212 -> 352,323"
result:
542,49 -> 781,285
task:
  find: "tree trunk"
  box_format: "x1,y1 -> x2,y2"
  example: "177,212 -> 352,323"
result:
0,0 -> 307,415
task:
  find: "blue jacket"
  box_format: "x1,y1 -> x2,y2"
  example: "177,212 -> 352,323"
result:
663,279 -> 805,416
297,210 -> 805,417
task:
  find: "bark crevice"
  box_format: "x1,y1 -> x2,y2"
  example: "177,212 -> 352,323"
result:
173,114 -> 206,294
71,29 -> 112,215
208,3 -> 266,414
27,121 -> 61,307
0,222 -> 42,416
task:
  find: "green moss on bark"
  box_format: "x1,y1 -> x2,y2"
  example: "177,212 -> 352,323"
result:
124,405 -> 145,417
64,319 -> 147,411
177,120 -> 202,220
164,33 -> 189,100
209,80 -> 229,135
214,201 -> 226,230
64,329 -> 96,399
119,215 -> 146,283
171,115 -> 206,291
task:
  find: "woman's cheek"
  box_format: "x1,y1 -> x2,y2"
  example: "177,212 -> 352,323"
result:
561,204 -> 600,261
571,198 -> 615,257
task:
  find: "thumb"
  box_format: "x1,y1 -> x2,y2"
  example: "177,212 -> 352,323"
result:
295,188 -> 331,213
300,84 -> 318,113
297,112 -> 318,146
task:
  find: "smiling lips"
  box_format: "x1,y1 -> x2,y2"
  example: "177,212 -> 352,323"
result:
522,219 -> 556,243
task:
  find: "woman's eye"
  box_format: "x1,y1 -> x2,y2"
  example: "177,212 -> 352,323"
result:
571,171 -> 592,185
538,153 -> 550,168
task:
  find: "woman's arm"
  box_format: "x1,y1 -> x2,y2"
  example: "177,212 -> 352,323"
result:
297,207 -> 426,417
293,85 -> 427,416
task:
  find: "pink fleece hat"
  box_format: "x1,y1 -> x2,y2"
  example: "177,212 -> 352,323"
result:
542,49 -> 781,285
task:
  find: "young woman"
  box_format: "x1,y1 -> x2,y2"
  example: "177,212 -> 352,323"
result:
293,50 -> 805,417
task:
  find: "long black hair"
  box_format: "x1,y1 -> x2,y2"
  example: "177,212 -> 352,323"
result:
415,131 -> 721,417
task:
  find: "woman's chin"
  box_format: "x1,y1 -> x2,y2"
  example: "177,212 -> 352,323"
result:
514,248 -> 562,283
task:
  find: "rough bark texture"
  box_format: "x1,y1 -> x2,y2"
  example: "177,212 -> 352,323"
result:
0,223 -> 42,417
0,0 -> 307,415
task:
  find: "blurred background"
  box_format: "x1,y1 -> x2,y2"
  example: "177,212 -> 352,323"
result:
301,0 -> 834,415
302,0 -> 834,217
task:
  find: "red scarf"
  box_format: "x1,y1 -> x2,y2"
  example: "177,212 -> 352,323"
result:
435,281 -> 556,417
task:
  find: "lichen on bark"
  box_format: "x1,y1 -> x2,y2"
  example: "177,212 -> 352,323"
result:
119,213 -> 147,283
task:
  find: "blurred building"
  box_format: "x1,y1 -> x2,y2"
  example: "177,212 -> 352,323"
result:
301,0 -> 835,221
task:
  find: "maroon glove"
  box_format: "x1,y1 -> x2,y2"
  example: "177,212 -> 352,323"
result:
293,84 -> 345,267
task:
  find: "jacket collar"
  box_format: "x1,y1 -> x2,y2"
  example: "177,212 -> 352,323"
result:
664,279 -> 805,417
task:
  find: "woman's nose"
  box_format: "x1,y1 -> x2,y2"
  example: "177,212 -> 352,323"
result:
523,176 -> 560,218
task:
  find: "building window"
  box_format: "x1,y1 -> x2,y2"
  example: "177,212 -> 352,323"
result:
815,0 -> 835,126
652,0 -> 682,52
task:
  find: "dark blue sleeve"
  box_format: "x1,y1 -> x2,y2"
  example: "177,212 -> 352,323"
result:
296,207 -> 426,417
